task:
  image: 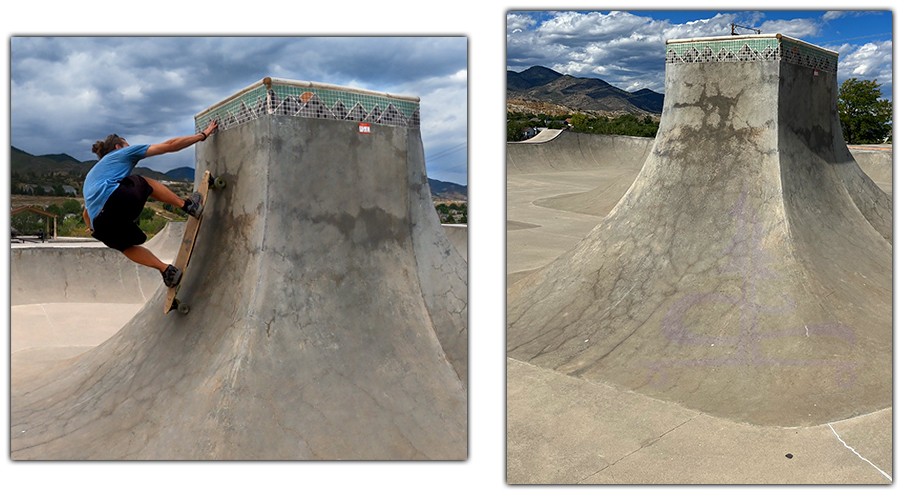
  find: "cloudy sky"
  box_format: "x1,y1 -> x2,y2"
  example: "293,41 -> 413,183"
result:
11,37 -> 468,185
508,10 -> 892,98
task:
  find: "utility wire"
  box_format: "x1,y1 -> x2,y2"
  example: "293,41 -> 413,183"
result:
442,162 -> 468,171
426,141 -> 467,162
427,145 -> 467,162
820,33 -> 891,44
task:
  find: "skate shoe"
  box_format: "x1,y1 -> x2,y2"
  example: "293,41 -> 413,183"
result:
182,192 -> 204,219
162,264 -> 183,288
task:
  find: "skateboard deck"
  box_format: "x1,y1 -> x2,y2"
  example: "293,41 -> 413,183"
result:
164,170 -> 224,314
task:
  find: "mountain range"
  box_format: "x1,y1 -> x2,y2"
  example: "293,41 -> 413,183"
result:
428,178 -> 467,202
11,146 -> 182,181
11,146 -> 467,201
508,66 -> 664,116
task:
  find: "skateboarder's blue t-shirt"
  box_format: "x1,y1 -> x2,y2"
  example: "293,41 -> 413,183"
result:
83,144 -> 150,224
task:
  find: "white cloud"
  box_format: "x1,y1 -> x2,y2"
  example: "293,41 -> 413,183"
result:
507,13 -> 537,35
11,37 -> 468,183
757,18 -> 821,38
506,11 -> 889,97
838,41 -> 893,91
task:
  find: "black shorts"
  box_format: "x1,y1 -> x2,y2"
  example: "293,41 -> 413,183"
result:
92,175 -> 153,252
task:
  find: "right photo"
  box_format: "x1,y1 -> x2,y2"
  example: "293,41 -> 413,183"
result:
506,10 -> 892,484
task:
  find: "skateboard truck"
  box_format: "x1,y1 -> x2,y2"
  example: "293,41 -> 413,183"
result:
170,298 -> 191,315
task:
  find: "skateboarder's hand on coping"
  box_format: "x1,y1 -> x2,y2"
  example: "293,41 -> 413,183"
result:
202,119 -> 218,138
145,119 -> 219,158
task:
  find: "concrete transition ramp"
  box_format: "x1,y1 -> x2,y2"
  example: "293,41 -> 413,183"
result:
442,224 -> 468,261
12,78 -> 467,460
508,35 -> 892,427
507,130 -> 654,175
142,220 -> 186,259
12,246 -> 162,306
849,145 -> 893,196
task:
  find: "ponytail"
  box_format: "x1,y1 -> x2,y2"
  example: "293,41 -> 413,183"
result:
92,134 -> 126,159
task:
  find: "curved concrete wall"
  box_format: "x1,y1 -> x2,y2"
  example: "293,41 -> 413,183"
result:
507,130 -> 655,174
13,97 -> 466,459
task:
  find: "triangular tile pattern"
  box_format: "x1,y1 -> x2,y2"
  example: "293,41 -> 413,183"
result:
737,44 -> 754,61
332,101 -> 349,120
297,94 -> 336,119
682,47 -> 699,63
375,104 -> 409,127
666,39 -> 837,73
365,105 -> 383,123
237,102 -> 255,125
279,96 -> 302,116
666,49 -> 679,64
223,111 -> 240,129
345,103 -> 369,122
253,96 -> 267,117
199,89 -> 420,133
265,89 -> 281,115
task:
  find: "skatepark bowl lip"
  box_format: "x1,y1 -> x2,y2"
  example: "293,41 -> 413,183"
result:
10,223 -> 185,366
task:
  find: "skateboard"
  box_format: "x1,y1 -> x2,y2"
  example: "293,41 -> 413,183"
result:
164,170 -> 226,314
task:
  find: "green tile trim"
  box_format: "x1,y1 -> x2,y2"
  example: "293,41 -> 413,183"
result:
195,78 -> 420,132
665,34 -> 838,73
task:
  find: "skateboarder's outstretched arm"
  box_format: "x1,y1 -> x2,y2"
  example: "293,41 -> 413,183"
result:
145,120 -> 218,158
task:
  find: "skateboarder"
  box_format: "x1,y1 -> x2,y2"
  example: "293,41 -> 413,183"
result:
82,120 -> 218,288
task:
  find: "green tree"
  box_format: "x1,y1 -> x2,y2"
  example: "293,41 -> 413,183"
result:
139,207 -> 155,222
570,113 -> 590,132
61,199 -> 83,216
838,78 -> 892,144
507,120 -> 529,142
45,204 -> 63,217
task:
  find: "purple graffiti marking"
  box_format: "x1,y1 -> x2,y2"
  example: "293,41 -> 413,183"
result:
635,185 -> 857,388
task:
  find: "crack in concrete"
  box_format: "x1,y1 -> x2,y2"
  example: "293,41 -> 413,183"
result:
579,412 -> 704,482
827,423 -> 891,481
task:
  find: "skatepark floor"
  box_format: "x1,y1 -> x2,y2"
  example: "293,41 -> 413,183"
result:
506,165 -> 893,484
508,358 -> 891,484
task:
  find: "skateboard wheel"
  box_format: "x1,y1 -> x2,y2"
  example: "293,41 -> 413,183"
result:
213,176 -> 227,189
178,302 -> 191,315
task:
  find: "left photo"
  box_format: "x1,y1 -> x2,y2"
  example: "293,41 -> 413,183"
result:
10,36 -> 468,460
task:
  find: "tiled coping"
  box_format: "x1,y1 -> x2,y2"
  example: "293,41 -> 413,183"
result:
666,34 -> 839,73
195,77 -> 420,132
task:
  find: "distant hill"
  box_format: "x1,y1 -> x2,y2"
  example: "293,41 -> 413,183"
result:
39,152 -> 82,163
11,146 -> 94,175
507,66 -> 664,116
507,66 -> 567,91
133,167 -> 181,182
429,178 -> 467,202
12,146 -> 466,203
11,145 -> 189,181
165,167 -> 195,181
